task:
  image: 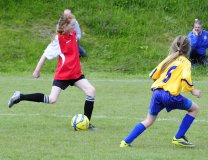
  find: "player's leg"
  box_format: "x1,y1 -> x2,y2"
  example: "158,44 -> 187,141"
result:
78,44 -> 87,57
48,86 -> 62,103
189,49 -> 197,66
120,89 -> 163,147
198,55 -> 206,65
8,86 -> 62,108
120,114 -> 157,147
172,100 -> 199,147
74,78 -> 96,125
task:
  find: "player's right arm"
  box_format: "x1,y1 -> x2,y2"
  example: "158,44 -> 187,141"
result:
149,61 -> 164,81
33,35 -> 62,79
33,55 -> 47,78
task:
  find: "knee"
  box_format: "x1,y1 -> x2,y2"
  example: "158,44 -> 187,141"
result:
193,103 -> 200,113
189,102 -> 200,116
195,105 -> 200,114
142,119 -> 154,128
86,86 -> 96,97
91,86 -> 96,95
49,96 -> 58,104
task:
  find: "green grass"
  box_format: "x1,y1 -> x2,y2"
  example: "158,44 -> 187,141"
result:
0,75 -> 208,160
1,1 -> 208,159
1,0 -> 208,75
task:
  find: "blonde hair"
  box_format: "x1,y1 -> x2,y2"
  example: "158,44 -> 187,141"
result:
161,36 -> 190,72
56,13 -> 75,34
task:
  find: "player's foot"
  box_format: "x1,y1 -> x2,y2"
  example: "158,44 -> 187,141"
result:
172,136 -> 195,147
120,140 -> 131,148
89,124 -> 97,130
8,91 -> 21,108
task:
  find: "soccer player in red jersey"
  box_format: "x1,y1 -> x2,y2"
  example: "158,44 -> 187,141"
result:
8,13 -> 96,129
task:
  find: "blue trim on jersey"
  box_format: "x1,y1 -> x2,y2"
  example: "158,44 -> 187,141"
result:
149,68 -> 157,78
182,79 -> 194,87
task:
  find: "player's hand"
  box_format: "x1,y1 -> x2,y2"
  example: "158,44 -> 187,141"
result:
33,70 -> 40,78
191,89 -> 201,97
192,29 -> 199,36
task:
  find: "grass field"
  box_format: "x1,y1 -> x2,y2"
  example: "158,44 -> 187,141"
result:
0,74 -> 208,160
2,0 -> 208,75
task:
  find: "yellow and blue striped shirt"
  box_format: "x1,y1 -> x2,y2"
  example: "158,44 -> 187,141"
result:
149,55 -> 194,96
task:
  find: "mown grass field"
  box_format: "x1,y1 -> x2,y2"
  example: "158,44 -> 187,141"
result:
1,0 -> 208,75
0,74 -> 207,160
1,1 -> 208,159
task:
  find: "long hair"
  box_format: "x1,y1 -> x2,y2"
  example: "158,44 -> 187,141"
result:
161,36 -> 190,72
56,13 -> 75,34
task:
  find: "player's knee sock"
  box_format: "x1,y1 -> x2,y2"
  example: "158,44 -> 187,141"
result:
20,93 -> 49,103
175,114 -> 195,139
84,96 -> 95,121
124,122 -> 146,144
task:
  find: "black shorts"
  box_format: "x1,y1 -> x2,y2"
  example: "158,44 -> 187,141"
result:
53,75 -> 85,90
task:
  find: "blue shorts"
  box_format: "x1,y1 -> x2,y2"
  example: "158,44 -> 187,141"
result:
148,89 -> 192,116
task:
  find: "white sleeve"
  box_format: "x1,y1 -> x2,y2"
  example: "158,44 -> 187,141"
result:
43,35 -> 62,60
75,21 -> 81,40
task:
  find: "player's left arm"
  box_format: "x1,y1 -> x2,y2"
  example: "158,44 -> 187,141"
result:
181,62 -> 194,92
191,89 -> 201,97
181,62 -> 201,97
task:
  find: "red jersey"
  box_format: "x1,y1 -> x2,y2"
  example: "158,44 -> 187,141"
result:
43,31 -> 82,80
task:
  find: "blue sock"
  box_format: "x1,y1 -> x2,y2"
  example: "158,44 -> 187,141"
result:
124,123 -> 146,144
175,114 -> 195,139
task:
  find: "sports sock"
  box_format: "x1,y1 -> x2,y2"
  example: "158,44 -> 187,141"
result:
20,93 -> 49,103
84,96 -> 95,121
175,114 -> 195,139
124,122 -> 146,144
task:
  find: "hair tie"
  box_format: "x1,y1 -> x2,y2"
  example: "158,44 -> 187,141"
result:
178,50 -> 184,55
177,47 -> 181,52
176,49 -> 183,55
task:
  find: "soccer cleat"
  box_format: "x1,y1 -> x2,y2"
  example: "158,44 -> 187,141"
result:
120,140 -> 131,148
172,136 -> 195,147
8,91 -> 21,108
88,124 -> 97,130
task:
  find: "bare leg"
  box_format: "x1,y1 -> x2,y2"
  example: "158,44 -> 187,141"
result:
75,79 -> 96,122
74,79 -> 96,96
48,86 -> 62,104
141,114 -> 157,128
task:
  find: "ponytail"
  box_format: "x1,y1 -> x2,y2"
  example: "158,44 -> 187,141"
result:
161,36 -> 190,72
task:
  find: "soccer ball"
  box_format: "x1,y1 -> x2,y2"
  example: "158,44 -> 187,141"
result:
71,114 -> 89,130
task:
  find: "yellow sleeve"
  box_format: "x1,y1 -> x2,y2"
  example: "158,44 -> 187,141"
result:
149,61 -> 164,80
181,62 -> 194,92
